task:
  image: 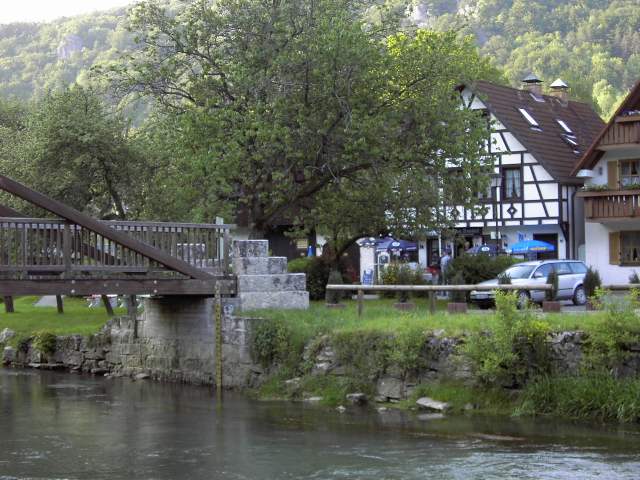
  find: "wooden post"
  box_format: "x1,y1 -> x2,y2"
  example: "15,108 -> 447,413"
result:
3,296 -> 14,313
101,295 -> 114,316
428,290 -> 436,314
55,295 -> 64,314
357,288 -> 364,317
215,284 -> 223,399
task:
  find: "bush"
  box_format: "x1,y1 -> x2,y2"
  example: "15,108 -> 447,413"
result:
583,267 -> 601,298
380,262 -> 425,299
449,271 -> 467,303
447,254 -> 517,286
545,270 -> 558,301
251,318 -> 299,368
584,288 -> 640,371
464,291 -> 551,387
288,257 -> 331,301
33,331 -> 57,356
325,270 -> 345,304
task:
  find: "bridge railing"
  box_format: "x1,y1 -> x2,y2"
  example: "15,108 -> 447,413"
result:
0,217 -> 232,276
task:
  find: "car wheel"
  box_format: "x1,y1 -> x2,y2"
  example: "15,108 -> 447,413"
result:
573,286 -> 587,306
517,290 -> 530,309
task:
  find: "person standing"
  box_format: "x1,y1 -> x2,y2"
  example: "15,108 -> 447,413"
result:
440,248 -> 452,285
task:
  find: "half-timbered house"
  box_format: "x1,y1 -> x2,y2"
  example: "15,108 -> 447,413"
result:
420,77 -> 603,267
572,79 -> 640,283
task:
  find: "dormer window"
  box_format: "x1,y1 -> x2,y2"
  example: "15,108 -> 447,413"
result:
556,119 -> 573,134
518,108 -> 541,130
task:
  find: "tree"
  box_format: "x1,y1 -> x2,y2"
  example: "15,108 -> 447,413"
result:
16,86 -> 146,219
100,0 -> 495,238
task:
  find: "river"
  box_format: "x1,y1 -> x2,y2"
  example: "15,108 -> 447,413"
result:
1,369 -> 639,479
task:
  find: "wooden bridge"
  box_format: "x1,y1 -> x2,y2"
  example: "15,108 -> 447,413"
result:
0,175 -> 236,310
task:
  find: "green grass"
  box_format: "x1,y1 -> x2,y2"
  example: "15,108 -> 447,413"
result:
0,296 -> 122,340
247,299 -> 606,339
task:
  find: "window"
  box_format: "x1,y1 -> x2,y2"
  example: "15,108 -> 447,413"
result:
502,168 -> 522,199
569,262 -> 587,274
533,264 -> 553,279
556,119 -> 573,134
620,160 -> 640,187
621,231 -> 640,265
554,262 -> 572,275
518,108 -> 539,127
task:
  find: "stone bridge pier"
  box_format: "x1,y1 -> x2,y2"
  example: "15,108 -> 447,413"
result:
122,240 -> 308,387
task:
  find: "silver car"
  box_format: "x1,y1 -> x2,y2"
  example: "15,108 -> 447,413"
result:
470,260 -> 588,308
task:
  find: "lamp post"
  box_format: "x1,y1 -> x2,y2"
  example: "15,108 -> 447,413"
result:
491,175 -> 502,251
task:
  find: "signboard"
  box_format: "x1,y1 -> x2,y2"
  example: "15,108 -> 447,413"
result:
362,269 -> 374,285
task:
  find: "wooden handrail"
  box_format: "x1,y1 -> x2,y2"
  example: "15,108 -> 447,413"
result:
326,284 -> 552,291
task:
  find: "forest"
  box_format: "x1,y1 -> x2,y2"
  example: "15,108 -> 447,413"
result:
0,1 -> 638,117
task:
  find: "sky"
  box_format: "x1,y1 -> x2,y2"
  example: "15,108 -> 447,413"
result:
0,0 -> 137,24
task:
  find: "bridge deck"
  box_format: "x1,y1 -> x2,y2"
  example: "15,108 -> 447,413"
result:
0,176 -> 236,297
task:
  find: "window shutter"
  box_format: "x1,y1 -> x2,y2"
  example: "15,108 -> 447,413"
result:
607,161 -> 619,189
609,231 -> 621,265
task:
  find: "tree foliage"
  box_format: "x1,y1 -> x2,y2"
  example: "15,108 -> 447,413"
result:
99,0 -> 495,242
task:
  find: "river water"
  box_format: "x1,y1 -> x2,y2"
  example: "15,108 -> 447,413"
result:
1,369 -> 639,480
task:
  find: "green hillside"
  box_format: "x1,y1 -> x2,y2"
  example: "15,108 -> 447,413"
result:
0,1 -> 638,116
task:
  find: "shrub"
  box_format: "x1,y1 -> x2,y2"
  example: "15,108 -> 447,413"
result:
251,318 -> 300,368
583,267 -> 601,298
464,291 -> 551,387
325,269 -> 345,304
584,288 -> 640,371
288,256 -> 331,301
630,270 -> 640,284
447,254 -> 517,286
380,262 -> 424,299
449,271 -> 467,303
545,270 -> 558,301
32,331 -> 57,356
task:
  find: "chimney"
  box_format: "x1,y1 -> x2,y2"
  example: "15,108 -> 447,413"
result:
522,73 -> 543,96
549,78 -> 569,103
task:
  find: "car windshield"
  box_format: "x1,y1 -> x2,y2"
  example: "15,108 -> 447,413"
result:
502,264 -> 536,279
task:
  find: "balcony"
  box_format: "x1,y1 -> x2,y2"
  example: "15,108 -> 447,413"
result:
598,116 -> 640,150
578,189 -> 640,220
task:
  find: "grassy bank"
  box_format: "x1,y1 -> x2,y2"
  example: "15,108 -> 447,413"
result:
0,296 -> 121,340
248,291 -> 640,423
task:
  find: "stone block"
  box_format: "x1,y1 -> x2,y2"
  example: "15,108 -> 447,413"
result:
238,291 -> 309,311
237,273 -> 306,292
233,256 -> 287,275
233,240 -> 268,258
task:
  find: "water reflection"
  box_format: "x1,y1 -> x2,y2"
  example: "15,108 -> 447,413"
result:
1,369 -> 639,479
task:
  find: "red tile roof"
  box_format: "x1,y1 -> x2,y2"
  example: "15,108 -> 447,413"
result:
469,81 -> 604,184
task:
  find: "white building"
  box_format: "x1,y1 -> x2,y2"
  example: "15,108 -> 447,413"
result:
420,77 -> 604,268
573,79 -> 640,284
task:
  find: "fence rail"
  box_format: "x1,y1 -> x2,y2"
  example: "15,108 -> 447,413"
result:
0,217 -> 233,277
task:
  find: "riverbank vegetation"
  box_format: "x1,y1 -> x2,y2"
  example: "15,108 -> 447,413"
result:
250,291 -> 640,423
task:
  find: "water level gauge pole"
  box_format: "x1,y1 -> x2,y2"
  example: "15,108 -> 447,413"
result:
215,283 -> 223,400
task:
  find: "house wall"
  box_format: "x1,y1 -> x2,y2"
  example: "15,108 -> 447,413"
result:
453,87 -> 573,259
584,222 -> 640,284
587,147 -> 640,186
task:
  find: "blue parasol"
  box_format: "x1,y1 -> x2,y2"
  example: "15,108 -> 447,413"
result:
509,239 -> 555,254
375,237 -> 418,252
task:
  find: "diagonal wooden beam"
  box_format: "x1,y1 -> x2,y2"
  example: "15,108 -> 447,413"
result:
0,175 -> 213,281
0,204 -> 22,217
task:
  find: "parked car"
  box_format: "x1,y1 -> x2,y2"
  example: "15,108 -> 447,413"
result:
470,260 -> 588,309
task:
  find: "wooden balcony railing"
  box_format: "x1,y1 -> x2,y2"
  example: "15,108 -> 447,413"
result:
578,189 -> 640,220
600,118 -> 640,148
